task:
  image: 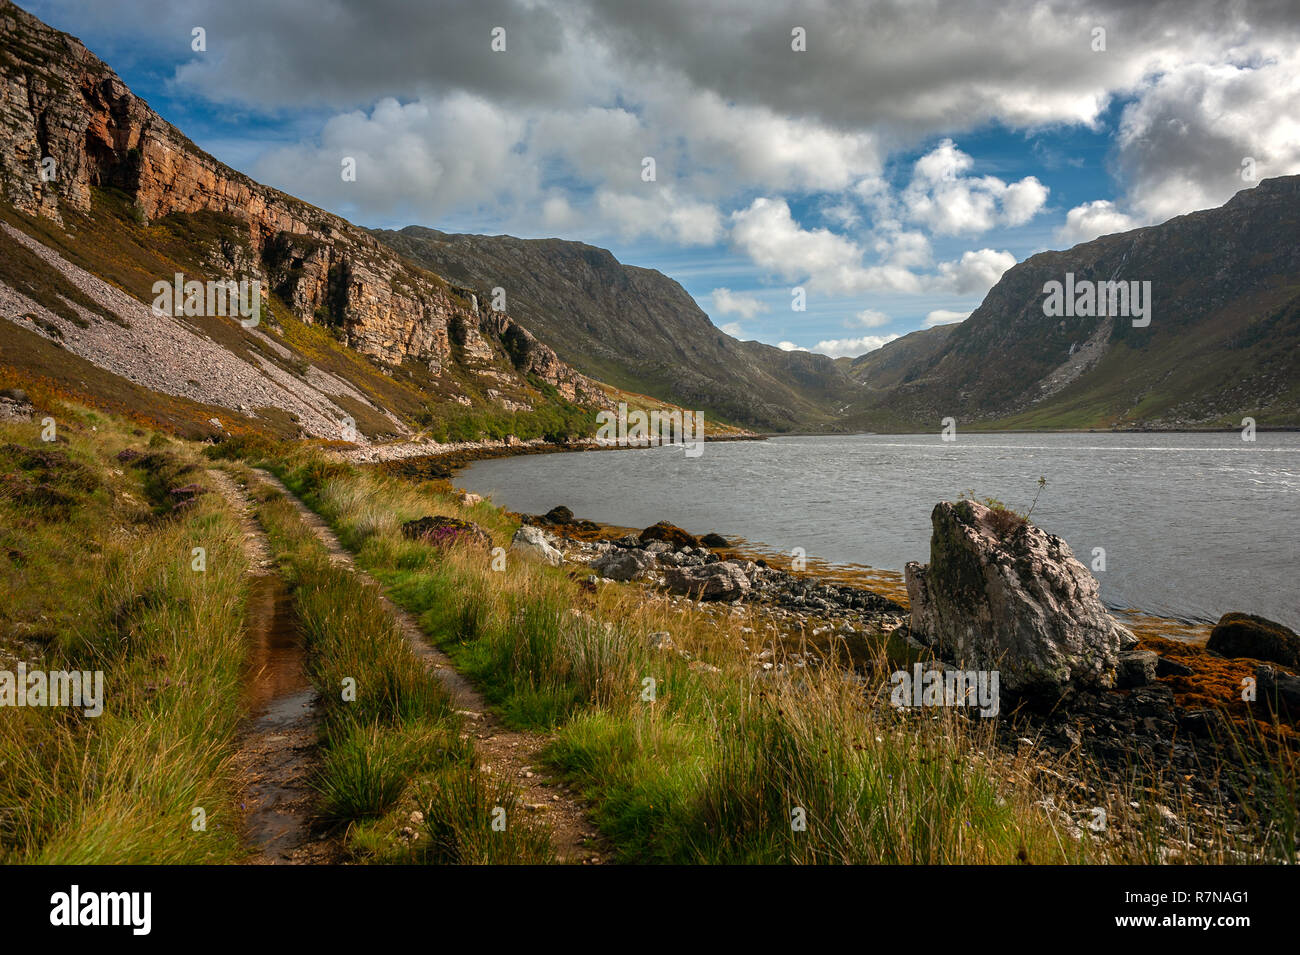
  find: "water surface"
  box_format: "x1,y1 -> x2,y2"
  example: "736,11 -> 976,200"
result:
459,432 -> 1300,629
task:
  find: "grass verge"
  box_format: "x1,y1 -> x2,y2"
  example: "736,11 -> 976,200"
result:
246,472 -> 553,863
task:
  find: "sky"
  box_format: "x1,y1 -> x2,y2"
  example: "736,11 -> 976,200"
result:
25,0 -> 1300,358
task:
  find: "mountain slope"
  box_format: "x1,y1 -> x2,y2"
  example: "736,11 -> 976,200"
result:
841,178 -> 1300,430
374,226 -> 858,431
0,0 -> 602,442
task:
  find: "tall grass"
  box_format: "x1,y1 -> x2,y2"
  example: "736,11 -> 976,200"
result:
0,415 -> 248,863
245,446 -> 1137,863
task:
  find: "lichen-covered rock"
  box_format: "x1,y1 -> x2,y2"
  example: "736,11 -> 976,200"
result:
1207,613 -> 1300,670
401,515 -> 492,550
639,521 -> 700,550
665,561 -> 750,601
904,500 -> 1135,694
511,525 -> 563,566
1116,650 -> 1158,688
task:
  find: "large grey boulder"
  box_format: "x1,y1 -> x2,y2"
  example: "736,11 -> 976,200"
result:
665,561 -> 750,601
904,500 -> 1135,694
511,525 -> 563,566
591,548 -> 657,581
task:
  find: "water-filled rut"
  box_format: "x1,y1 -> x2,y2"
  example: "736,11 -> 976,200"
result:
237,574 -> 319,860
208,469 -> 336,864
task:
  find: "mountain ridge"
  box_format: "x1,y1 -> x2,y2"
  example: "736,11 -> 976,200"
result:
374,225 -> 860,431
840,176 -> 1300,431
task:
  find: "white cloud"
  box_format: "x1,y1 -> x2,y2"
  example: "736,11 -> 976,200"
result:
901,140 -> 1049,236
923,309 -> 970,328
732,198 -> 1017,300
936,249 -> 1017,295
874,230 -> 932,269
541,195 -> 580,231
710,287 -> 768,320
1114,52 -> 1300,224
1002,176 -> 1051,225
595,188 -> 723,245
730,198 -> 884,295
776,341 -> 806,352
719,321 -> 744,336
1056,199 -> 1140,245
813,335 -> 900,358
656,87 -> 883,195
849,309 -> 891,328
252,94 -> 533,222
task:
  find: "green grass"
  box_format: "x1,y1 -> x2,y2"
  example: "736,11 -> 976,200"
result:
0,413 -> 249,863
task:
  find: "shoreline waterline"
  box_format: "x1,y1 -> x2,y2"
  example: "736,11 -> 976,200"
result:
448,432 -> 1300,633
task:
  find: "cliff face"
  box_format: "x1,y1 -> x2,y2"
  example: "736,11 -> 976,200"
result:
0,0 -> 598,406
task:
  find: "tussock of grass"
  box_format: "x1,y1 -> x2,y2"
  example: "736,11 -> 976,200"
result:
416,762 -> 553,864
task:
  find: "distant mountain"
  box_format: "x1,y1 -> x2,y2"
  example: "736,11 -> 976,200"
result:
841,178 -> 1300,430
381,176 -> 1300,434
374,227 -> 858,431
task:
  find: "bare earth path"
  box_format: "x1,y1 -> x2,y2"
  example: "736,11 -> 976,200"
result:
249,468 -> 609,865
208,469 -> 340,864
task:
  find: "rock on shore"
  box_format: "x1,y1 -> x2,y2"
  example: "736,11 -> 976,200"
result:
905,500 -> 1135,695
511,525 -> 564,566
1207,612 -> 1300,669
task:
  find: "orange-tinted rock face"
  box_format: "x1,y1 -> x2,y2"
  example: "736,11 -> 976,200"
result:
0,0 -> 599,404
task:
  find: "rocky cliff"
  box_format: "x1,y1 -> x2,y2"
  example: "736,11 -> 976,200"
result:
0,0 -> 599,420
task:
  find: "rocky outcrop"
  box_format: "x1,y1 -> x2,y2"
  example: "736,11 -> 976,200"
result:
1254,665 -> 1300,718
1207,612 -> 1300,669
0,1 -> 600,407
591,548 -> 657,582
0,387 -> 32,421
905,500 -> 1135,694
639,521 -> 700,550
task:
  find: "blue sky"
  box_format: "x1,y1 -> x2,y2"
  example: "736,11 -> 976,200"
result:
27,0 -> 1297,357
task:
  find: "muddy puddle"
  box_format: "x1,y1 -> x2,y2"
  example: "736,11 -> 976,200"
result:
238,574 -> 320,862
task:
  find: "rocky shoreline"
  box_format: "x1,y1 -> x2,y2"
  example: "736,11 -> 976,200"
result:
373,436 -> 1299,856
339,430 -> 765,477
477,497 -> 1300,858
